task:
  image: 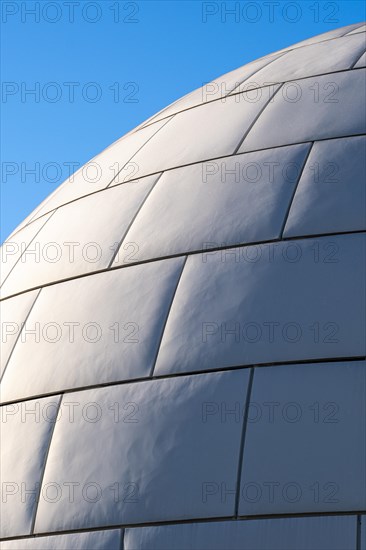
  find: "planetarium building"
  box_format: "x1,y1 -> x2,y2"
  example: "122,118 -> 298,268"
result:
1,22 -> 365,550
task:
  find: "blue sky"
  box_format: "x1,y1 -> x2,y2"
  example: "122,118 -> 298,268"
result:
1,0 -> 365,242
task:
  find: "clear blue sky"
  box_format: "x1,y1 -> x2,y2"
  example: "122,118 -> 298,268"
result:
1,0 -> 365,242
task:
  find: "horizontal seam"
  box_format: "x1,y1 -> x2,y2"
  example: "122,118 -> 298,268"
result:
0,509 -> 364,542
1,356 -> 365,407
1,229 -> 365,303
7,131 -> 366,238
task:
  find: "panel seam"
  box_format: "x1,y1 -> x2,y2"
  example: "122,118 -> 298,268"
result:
1,509 -> 365,542
127,66 -> 365,133
279,141 -> 315,238
1,209 -> 57,290
149,256 -> 188,377
2,356 -> 364,418
11,132 -> 365,234
105,116 -> 175,189
232,84 -> 284,155
1,229 -> 365,303
234,367 -> 255,517
107,172 -> 164,268
357,514 -> 362,550
225,51 -> 290,97
343,24 -> 366,36
0,287 -> 42,386
350,48 -> 366,69
10,62 -> 366,237
29,394 -> 63,535
136,28 -> 366,134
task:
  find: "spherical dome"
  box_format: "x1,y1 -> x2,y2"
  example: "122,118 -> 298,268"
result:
1,22 -> 365,550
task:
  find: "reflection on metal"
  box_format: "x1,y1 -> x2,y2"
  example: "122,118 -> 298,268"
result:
1,23 -> 365,549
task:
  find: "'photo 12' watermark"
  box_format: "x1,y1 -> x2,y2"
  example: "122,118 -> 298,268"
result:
1,1 -> 140,24
201,2 -> 340,24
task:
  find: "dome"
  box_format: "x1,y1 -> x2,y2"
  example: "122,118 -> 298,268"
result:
1,22 -> 365,550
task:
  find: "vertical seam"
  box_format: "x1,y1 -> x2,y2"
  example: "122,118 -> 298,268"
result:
131,32 -> 366,134
350,48 -> 366,69
105,116 -> 175,189
30,393 -> 63,534
0,287 -> 42,386
1,209 -> 58,290
107,172 -> 164,268
279,141 -> 314,238
356,514 -> 362,550
234,366 -> 255,517
120,527 -> 125,550
228,51 -> 289,97
232,83 -> 283,155
149,255 -> 188,377
343,24 -> 365,36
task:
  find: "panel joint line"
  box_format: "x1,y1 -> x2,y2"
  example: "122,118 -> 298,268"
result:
0,287 -> 43,386
234,367 -> 255,518
357,514 -> 362,550
232,84 -> 283,155
105,116 -> 175,189
149,255 -> 188,377
107,172 -> 164,268
30,394 -> 63,535
350,48 -> 366,69
279,141 -> 314,239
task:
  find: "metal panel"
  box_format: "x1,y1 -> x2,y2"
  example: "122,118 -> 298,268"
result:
146,53 -> 284,122
284,136 -> 366,237
240,69 -> 366,153
275,23 -> 364,52
114,144 -> 310,265
34,369 -> 249,532
346,25 -> 366,35
155,233 -> 365,375
0,213 -> 54,289
0,175 -> 159,298
121,85 -> 280,181
0,290 -> 38,378
124,515 -> 357,550
28,118 -> 171,216
239,361 -> 366,515
0,529 -> 121,549
0,396 -> 60,538
354,51 -> 366,68
236,34 -> 365,88
361,515 -> 366,550
1,257 -> 185,403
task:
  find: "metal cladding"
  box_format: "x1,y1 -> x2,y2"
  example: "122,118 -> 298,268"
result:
1,23 -> 365,550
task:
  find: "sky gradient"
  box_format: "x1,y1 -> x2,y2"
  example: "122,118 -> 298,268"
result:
1,0 -> 365,241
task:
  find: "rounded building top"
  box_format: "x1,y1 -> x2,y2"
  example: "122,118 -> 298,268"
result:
1,21 -> 365,300
1,23 -> 366,547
